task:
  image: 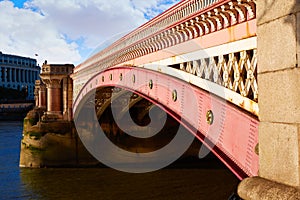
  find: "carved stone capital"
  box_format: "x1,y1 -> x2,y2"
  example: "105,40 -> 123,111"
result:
42,78 -> 62,89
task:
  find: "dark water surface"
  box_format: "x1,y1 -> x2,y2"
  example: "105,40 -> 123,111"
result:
0,121 -> 239,200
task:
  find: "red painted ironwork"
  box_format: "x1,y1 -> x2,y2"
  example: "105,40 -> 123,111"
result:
73,66 -> 259,180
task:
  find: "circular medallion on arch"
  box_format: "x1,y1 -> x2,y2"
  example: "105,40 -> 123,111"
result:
119,73 -> 123,81
102,76 -> 105,82
149,79 -> 153,89
109,74 -> 113,81
172,90 -> 177,102
132,74 -> 136,83
206,110 -> 214,125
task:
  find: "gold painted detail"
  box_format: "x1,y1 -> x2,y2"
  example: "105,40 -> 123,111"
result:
206,110 -> 214,125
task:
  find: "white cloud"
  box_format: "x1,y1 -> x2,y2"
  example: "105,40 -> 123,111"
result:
131,0 -> 179,19
0,1 -> 81,65
0,0 -> 179,66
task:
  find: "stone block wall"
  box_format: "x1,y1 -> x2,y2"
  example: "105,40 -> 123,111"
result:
257,0 -> 300,187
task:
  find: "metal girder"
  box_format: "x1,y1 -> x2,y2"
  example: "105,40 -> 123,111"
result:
74,66 -> 258,179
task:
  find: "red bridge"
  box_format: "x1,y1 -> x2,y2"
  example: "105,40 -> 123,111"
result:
71,0 -> 258,180
25,0 -> 300,198
20,0 -> 300,200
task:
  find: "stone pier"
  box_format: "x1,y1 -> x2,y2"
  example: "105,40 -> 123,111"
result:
238,0 -> 300,199
34,80 -> 46,110
20,61 -> 99,168
39,61 -> 74,119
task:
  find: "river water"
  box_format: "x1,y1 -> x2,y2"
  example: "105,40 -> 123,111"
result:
0,121 -> 240,200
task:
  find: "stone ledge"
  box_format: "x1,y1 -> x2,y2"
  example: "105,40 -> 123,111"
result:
238,177 -> 300,200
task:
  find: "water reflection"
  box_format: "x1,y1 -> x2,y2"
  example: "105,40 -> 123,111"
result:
20,165 -> 238,200
0,121 -> 239,199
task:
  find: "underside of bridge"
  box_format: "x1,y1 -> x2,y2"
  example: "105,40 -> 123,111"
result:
77,86 -> 237,169
96,87 -> 182,154
73,66 -> 259,179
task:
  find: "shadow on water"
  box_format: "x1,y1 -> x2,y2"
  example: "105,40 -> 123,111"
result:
17,90 -> 241,199
19,138 -> 239,199
20,163 -> 239,200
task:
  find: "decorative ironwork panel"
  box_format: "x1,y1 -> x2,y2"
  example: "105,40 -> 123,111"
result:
179,49 -> 257,102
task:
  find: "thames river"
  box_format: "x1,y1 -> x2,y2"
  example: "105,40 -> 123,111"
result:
0,121 -> 239,200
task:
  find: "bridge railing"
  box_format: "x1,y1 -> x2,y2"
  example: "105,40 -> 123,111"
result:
92,0 -> 223,59
74,0 -> 257,114
75,0 -> 255,74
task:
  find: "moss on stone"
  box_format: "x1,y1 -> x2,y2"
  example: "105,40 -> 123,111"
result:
39,121 -> 72,135
28,131 -> 44,140
30,118 -> 38,126
27,145 -> 44,153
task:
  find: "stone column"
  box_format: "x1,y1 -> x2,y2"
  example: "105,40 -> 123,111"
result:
18,69 -> 21,83
25,70 -> 28,83
38,83 -> 46,109
16,69 -> 18,83
62,77 -> 68,119
67,78 -> 73,120
40,63 -> 74,121
238,0 -> 300,199
44,79 -> 62,116
6,68 -> 10,83
27,70 -> 29,83
26,70 -> 29,83
34,80 -> 40,107
12,68 -> 15,83
9,68 -> 12,83
20,69 -> 23,83
4,67 -> 7,83
62,76 -> 73,120
10,68 -> 12,83
23,69 -> 25,83
28,70 -> 31,83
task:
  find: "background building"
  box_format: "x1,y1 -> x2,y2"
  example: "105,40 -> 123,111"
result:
0,51 -> 40,100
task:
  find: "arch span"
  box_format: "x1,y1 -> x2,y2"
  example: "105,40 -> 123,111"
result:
73,66 -> 258,179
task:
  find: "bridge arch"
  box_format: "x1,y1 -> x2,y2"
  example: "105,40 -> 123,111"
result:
73,65 -> 258,179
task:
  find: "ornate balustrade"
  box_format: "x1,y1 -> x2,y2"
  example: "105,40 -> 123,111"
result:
73,0 -> 257,112
76,0 -> 256,73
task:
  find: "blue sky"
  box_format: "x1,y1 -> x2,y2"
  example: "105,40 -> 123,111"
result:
0,0 -> 180,65
10,0 -> 26,8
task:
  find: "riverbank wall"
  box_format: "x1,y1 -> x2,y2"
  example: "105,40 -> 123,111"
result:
0,103 -> 34,121
19,108 -> 100,168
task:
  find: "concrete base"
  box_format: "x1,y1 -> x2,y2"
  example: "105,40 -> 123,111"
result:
238,177 -> 300,200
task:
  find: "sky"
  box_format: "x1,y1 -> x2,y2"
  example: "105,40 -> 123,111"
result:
0,0 -> 180,66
